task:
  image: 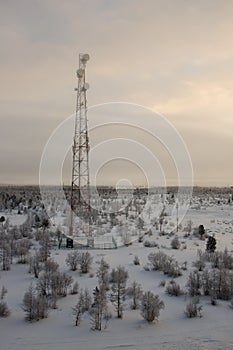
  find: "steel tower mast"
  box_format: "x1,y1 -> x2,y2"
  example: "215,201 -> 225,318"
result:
69,53 -> 92,244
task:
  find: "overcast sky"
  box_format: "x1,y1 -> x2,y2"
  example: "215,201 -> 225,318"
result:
1,0 -> 233,187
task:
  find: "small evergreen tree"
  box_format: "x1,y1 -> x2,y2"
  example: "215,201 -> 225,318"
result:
206,235 -> 217,253
198,225 -> 205,239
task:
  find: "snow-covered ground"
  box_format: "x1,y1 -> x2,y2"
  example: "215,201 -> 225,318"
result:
1,202 -> 233,350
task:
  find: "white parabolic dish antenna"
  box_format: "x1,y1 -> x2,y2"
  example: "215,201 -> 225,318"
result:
81,53 -> 90,62
76,68 -> 84,78
83,82 -> 90,91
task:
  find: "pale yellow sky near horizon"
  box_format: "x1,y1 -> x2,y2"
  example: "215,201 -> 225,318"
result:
0,0 -> 233,187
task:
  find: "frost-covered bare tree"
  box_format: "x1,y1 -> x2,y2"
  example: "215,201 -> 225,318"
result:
91,285 -> 108,331
186,270 -> 202,297
171,236 -> 180,250
83,287 -> 92,312
185,297 -> 202,318
110,265 -> 128,318
148,251 -> 182,278
72,287 -> 92,327
36,259 -> 59,296
39,231 -> 52,262
96,258 -> 110,291
166,280 -> 184,296
78,252 -> 93,274
29,252 -> 43,278
70,281 -> 79,295
72,288 -> 86,326
126,280 -> 143,310
22,284 -> 48,321
140,291 -> 164,322
16,238 -> 32,264
0,286 -> 10,317
0,241 -> 11,270
66,250 -> 80,271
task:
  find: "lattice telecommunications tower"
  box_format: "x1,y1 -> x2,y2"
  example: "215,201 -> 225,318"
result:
69,53 -> 92,245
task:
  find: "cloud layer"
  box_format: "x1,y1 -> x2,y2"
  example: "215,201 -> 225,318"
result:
1,0 -> 233,186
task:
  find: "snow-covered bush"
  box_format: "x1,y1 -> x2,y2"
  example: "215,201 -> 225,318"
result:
0,300 -> 10,317
127,281 -> 143,310
143,240 -> 158,248
22,284 -> 49,321
185,297 -> 202,318
96,258 -> 110,291
140,291 -> 164,322
133,255 -> 140,265
186,270 -> 202,297
171,236 -> 180,250
166,281 -> 184,296
66,250 -> 80,271
70,281 -> 79,295
78,252 -> 93,274
148,251 -> 182,278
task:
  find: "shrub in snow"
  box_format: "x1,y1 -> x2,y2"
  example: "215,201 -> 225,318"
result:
0,301 -> 10,317
212,249 -> 233,270
166,281 -> 184,296
193,259 -> 206,272
22,284 -> 48,321
70,281 -> 79,295
143,240 -> 158,248
186,270 -> 202,297
159,280 -> 166,287
143,264 -> 150,271
36,261 -> 73,309
140,291 -> 164,322
0,286 -> 10,317
66,250 -> 80,271
197,248 -> 233,270
133,255 -> 140,265
0,286 -> 8,300
148,251 -> 182,278
181,261 -> 188,270
78,251 -> 93,274
171,236 -> 180,250
185,297 -> 202,318
16,238 -> 32,264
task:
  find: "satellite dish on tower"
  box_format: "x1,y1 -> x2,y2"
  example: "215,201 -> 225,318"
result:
81,53 -> 90,63
83,82 -> 90,91
76,68 -> 84,78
